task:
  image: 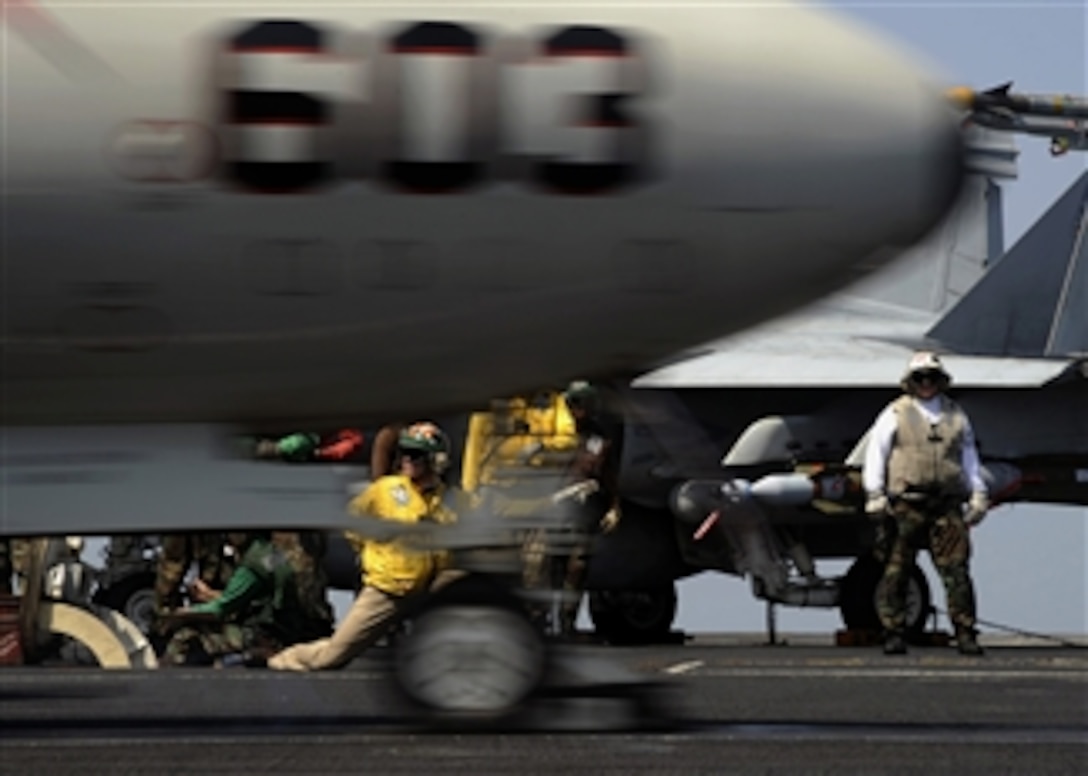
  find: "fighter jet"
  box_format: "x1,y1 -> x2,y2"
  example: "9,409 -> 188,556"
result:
576,129 -> 1087,644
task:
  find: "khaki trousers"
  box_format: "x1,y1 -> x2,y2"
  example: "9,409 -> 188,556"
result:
267,569 -> 464,672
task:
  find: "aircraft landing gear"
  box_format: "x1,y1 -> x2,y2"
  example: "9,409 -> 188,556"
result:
390,574 -> 547,728
839,555 -> 932,638
587,584 -> 678,645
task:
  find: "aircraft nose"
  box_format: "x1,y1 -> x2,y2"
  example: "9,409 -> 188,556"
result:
922,107 -> 969,224
849,81 -> 969,248
696,10 -> 971,253
799,45 -> 970,249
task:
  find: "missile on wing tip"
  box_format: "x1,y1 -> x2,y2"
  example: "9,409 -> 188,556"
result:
999,90 -> 1088,119
946,86 -> 977,111
948,83 -> 1088,119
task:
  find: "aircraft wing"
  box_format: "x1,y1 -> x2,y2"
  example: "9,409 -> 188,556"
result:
632,300 -> 1080,388
0,422 -> 567,541
638,167 -> 1088,391
634,349 -> 1077,388
0,424 -> 387,538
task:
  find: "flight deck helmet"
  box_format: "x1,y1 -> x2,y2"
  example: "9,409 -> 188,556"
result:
562,380 -> 600,415
901,351 -> 952,393
397,421 -> 451,474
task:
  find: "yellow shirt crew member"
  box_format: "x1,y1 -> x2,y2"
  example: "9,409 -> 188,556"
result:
267,422 -> 467,672
346,473 -> 462,597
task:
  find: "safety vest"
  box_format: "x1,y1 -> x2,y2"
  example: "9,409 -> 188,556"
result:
886,395 -> 968,498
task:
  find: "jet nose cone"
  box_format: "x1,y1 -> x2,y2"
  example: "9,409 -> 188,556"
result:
789,74 -> 971,249
862,83 -> 969,248
819,45 -> 971,250
693,7 -> 972,256
925,109 -> 970,221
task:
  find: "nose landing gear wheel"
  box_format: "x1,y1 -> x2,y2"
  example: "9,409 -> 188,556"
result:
393,604 -> 546,726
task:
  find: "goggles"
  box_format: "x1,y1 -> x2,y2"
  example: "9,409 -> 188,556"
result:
910,370 -> 944,384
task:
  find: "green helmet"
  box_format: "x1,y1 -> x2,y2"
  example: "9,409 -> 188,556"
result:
563,380 -> 599,412
397,421 -> 451,473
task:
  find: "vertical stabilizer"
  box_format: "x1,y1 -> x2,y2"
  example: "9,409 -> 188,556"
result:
927,170 -> 1088,357
1045,202 -> 1088,355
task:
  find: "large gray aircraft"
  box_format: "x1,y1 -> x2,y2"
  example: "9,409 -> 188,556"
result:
577,134 -> 1087,644
2,0 -> 966,533
1,0 -> 969,695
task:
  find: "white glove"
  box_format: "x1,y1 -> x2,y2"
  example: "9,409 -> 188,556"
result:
600,506 -> 621,534
551,480 -> 599,505
964,491 -> 990,527
865,493 -> 889,517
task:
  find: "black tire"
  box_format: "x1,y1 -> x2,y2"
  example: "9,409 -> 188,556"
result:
839,555 -> 931,636
392,575 -> 547,728
588,585 -> 678,646
92,572 -> 158,636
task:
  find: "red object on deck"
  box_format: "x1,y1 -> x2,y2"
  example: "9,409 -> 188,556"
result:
316,429 -> 365,461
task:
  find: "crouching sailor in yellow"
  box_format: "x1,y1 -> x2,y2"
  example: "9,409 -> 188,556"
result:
268,422 -> 465,672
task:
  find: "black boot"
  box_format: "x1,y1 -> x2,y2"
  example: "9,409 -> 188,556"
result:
956,626 -> 984,656
883,631 -> 907,655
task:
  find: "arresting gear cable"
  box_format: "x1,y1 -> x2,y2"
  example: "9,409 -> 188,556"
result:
932,606 -> 1087,650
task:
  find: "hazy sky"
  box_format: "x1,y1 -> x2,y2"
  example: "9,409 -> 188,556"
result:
659,0 -> 1087,638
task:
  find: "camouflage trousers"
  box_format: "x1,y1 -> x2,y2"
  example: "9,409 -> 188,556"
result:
522,529 -> 592,634
270,531 -> 335,631
559,541 -> 592,634
163,622 -> 281,667
875,498 -> 977,632
155,533 -> 235,613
